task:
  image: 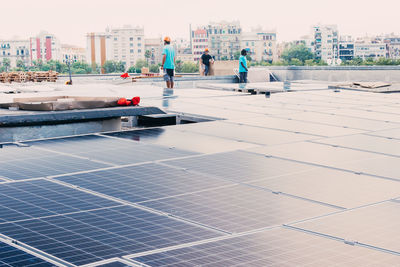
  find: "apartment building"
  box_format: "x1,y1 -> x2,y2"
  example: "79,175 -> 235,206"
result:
206,21 -> 241,60
191,28 -> 208,61
110,25 -> 145,69
0,39 -> 30,69
313,24 -> 339,64
144,38 -> 163,65
30,31 -> 61,62
354,37 -> 386,60
61,45 -> 86,63
241,28 -> 278,62
339,35 -> 354,61
86,32 -> 113,72
383,35 -> 400,59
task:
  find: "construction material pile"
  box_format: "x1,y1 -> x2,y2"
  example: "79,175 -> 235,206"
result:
0,71 -> 58,83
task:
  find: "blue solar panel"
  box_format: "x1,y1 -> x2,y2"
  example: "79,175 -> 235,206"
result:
0,154 -> 109,180
131,227 -> 400,267
163,150 -> 313,183
0,205 -> 221,266
26,135 -> 198,166
141,185 -> 337,233
0,179 -> 118,222
56,163 -> 233,203
0,241 -> 54,266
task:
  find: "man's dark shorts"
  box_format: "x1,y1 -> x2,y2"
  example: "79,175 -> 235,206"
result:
239,71 -> 248,83
164,68 -> 174,82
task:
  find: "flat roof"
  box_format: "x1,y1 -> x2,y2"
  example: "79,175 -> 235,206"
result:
0,82 -> 399,266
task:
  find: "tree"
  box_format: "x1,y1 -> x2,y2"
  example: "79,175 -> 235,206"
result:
149,64 -> 160,73
127,66 -> 136,73
103,61 -> 125,73
134,59 -> 148,73
16,60 -> 27,71
145,50 -> 152,65
2,58 -> 11,72
180,62 -> 198,73
281,44 -> 314,64
234,51 -> 240,60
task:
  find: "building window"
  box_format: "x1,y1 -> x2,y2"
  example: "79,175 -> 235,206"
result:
137,37 -> 141,41
130,49 -> 134,53
138,49 -> 142,53
130,37 -> 133,41
114,37 -> 118,41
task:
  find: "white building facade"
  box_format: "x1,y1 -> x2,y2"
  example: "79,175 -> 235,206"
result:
30,31 -> 61,63
241,29 -> 278,62
61,45 -> 86,63
313,24 -> 339,64
0,39 -> 30,69
86,32 -> 113,73
354,42 -> 387,60
191,28 -> 208,61
206,21 -> 241,60
109,25 -> 145,69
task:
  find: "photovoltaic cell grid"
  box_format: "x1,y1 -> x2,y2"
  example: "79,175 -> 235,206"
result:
249,141 -> 400,180
291,200 -> 400,254
164,150 -> 314,183
104,128 -> 255,154
248,167 -> 400,209
0,179 -> 118,223
0,241 -> 54,267
0,205 -> 221,266
141,184 -> 338,233
0,144 -> 109,180
96,261 -> 132,267
131,227 -> 400,267
25,134 -> 198,166
56,163 -> 234,204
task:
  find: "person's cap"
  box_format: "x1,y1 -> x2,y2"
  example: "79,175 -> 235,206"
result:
164,36 -> 171,42
204,48 -> 209,52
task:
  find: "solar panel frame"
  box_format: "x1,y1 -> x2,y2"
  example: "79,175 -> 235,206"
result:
140,184 -> 338,233
55,163 -> 235,204
130,227 -> 400,267
0,205 -> 222,266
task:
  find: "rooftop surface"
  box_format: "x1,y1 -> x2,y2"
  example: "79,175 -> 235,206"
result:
0,80 -> 400,266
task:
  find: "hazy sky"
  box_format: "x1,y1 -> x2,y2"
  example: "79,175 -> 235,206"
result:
1,0 -> 400,47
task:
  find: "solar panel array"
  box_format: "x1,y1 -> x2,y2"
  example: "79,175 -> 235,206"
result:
0,88 -> 400,266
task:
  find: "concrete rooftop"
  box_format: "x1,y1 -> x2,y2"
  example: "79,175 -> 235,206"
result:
0,78 -> 399,266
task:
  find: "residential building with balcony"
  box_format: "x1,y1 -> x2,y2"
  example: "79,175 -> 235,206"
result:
240,28 -> 278,62
30,31 -> 61,63
191,28 -> 208,61
205,21 -> 241,60
0,39 -> 30,69
313,24 -> 339,64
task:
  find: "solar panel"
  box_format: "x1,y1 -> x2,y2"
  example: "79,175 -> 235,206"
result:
104,128 -> 255,154
249,167 -> 400,208
130,227 -> 400,267
314,134 -> 400,157
274,111 -> 399,131
250,141 -> 400,180
0,205 -> 221,266
0,179 -> 118,222
321,108 -> 400,123
26,135 -> 198,166
0,154 -> 109,180
292,200 -> 400,254
141,184 -> 338,233
96,260 -> 133,267
164,150 -> 313,183
228,116 -> 365,137
0,241 -> 54,267
172,121 -> 314,145
56,163 -> 234,204
367,128 -> 400,140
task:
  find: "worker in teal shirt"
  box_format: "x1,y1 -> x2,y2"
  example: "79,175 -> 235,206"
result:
161,36 -> 176,88
239,49 -> 248,83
